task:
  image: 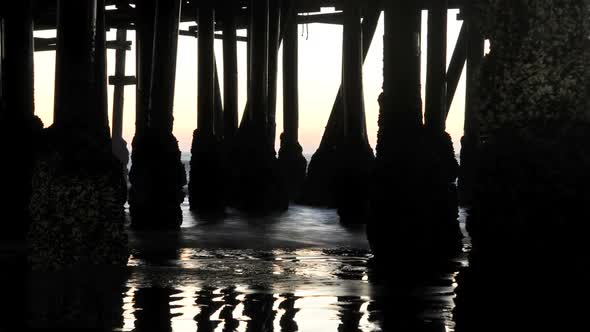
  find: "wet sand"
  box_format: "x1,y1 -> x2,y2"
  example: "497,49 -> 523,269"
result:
0,204 -> 470,331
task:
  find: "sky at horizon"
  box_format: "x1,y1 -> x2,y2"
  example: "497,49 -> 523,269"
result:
32,9 -> 468,155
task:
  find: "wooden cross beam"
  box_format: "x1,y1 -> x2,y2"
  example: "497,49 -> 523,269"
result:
179,29 -> 248,42
445,23 -> 467,116
296,12 -> 343,25
34,37 -> 132,52
108,75 -> 137,85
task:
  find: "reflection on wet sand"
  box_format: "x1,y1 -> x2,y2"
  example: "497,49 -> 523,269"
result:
194,286 -> 224,332
133,287 -> 176,332
0,206 -> 472,331
1,205 -> 583,331
0,251 -> 467,331
276,293 -> 300,332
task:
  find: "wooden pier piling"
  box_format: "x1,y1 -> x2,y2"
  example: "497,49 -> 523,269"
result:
425,0 -> 448,133
278,0 -> 307,203
189,3 -> 224,214
335,0 -> 375,224
0,0 -> 40,240
28,0 -> 128,269
458,7 -> 484,207
111,28 -> 130,169
302,4 -> 380,207
134,0 -> 156,135
267,0 -> 282,150
231,0 -> 282,213
222,2 -> 239,142
368,0 -> 463,265
128,0 -> 187,229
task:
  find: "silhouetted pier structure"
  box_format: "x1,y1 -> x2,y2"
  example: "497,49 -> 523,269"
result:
0,0 -> 479,263
2,0 -> 585,274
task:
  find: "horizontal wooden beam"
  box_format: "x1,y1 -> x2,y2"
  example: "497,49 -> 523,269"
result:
33,37 -> 57,52
108,75 -> 137,85
107,40 -> 131,50
34,37 -> 132,52
179,29 -> 248,42
446,23 -> 468,114
297,12 -> 343,25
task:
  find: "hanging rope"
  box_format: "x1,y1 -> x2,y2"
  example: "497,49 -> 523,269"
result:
300,12 -> 310,40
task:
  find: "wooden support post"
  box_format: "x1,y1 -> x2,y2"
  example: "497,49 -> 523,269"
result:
112,29 -> 127,142
134,0 -> 156,135
282,2 -> 298,145
27,0 -> 129,268
214,59 -> 223,138
189,3 -> 224,213
382,2 -> 422,109
458,7 -> 484,206
96,0 -> 108,131
382,2 -> 422,115
149,0 -> 181,133
370,0 -> 462,261
334,0 -> 375,224
342,2 -> 364,143
1,0 -> 34,117
197,7 -> 215,136
424,0 -> 447,132
129,0 -> 186,229
464,22 -> 484,146
111,28 -> 130,169
368,0 -> 423,257
278,0 -> 307,204
246,17 -> 251,109
54,0 -> 108,133
248,0 -> 269,130
302,5 -> 380,207
425,0 -> 448,132
267,0 -> 281,149
0,19 -> 3,108
222,2 -> 239,141
54,0 -> 109,127
231,0 -> 281,213
0,0 -> 39,241
240,0 -> 288,134
316,8 -> 380,151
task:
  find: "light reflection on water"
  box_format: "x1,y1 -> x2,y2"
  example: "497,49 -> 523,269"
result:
119,287 -> 379,332
121,246 -> 379,331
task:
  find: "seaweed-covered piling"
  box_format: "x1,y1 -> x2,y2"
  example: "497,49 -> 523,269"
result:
467,0 -> 590,265
454,4 -> 590,327
28,0 -> 128,269
368,0 -> 462,268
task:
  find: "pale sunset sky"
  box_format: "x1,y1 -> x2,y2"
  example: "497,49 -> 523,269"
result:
32,9 -> 470,155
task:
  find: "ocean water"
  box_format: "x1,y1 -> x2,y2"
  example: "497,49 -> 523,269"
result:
175,153 -> 315,183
